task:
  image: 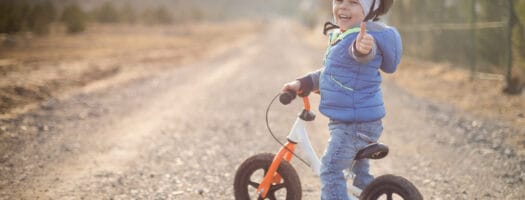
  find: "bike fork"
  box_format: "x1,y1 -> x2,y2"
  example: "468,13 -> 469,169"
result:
256,141 -> 296,198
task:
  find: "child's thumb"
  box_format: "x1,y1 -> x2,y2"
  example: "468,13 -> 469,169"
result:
359,22 -> 366,38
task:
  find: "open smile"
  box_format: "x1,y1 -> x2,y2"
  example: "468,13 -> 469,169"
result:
338,14 -> 352,22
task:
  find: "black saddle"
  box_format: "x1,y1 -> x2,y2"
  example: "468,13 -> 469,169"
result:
355,143 -> 389,160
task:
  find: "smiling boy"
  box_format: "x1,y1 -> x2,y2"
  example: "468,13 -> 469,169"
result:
281,0 -> 401,199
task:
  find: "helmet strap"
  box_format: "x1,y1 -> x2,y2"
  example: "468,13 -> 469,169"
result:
323,21 -> 340,35
363,0 -> 378,22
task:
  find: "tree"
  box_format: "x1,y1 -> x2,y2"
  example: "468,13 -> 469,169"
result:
0,1 -> 31,34
0,1 -> 57,35
96,2 -> 120,23
27,0 -> 57,35
143,6 -> 173,25
120,3 -> 137,24
154,7 -> 173,24
513,0 -> 525,60
61,3 -> 87,34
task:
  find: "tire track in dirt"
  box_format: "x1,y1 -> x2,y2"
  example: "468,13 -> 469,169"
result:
2,31 -> 260,199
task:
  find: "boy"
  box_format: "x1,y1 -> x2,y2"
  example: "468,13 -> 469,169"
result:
281,0 -> 401,199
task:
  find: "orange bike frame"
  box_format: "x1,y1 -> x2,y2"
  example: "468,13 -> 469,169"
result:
256,141 -> 296,198
256,96 -> 310,198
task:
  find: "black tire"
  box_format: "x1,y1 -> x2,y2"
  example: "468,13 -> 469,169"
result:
234,153 -> 302,200
360,174 -> 423,200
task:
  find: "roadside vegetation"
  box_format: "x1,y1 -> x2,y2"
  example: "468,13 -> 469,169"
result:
0,1 -> 178,36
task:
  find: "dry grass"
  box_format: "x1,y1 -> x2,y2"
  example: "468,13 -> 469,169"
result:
388,58 -> 525,151
0,21 -> 259,117
389,58 -> 525,129
1,22 -> 256,62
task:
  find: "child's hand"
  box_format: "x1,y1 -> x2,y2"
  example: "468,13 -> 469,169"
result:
356,22 -> 375,55
281,80 -> 301,93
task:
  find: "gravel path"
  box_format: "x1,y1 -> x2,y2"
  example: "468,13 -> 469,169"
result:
0,19 -> 523,200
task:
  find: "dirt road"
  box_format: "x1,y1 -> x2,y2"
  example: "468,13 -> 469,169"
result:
0,20 -> 524,199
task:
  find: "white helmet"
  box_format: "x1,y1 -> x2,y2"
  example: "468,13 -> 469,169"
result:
361,0 -> 394,21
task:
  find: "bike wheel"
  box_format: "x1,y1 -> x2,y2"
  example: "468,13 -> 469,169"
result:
234,153 -> 302,200
359,174 -> 423,200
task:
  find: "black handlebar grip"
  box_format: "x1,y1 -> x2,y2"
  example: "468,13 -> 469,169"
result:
279,91 -> 297,105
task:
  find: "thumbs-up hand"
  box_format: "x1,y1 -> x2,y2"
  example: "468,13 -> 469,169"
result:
356,22 -> 375,55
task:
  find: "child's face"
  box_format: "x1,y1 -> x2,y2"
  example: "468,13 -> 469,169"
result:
332,0 -> 365,30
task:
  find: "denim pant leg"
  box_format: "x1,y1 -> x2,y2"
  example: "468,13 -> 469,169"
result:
353,120 -> 383,189
320,122 -> 357,200
352,159 -> 372,189
320,120 -> 383,200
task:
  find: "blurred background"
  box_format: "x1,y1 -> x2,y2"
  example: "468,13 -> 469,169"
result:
390,0 -> 524,87
1,1 -> 525,199
1,0 -> 524,90
1,0 -> 524,140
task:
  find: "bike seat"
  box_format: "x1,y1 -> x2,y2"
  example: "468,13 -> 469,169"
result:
355,143 -> 389,160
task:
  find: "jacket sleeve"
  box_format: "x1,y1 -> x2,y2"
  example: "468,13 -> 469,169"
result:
378,28 -> 402,74
297,68 -> 322,94
351,39 -> 377,64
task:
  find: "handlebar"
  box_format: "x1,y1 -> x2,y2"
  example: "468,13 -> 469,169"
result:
279,91 -> 296,105
279,90 -> 311,112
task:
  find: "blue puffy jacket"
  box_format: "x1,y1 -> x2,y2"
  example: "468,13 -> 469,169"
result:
316,22 -> 402,122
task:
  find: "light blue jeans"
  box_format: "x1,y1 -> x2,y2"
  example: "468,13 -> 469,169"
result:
320,119 -> 383,200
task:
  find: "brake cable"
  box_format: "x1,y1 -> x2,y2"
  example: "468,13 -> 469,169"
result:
265,93 -> 311,167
